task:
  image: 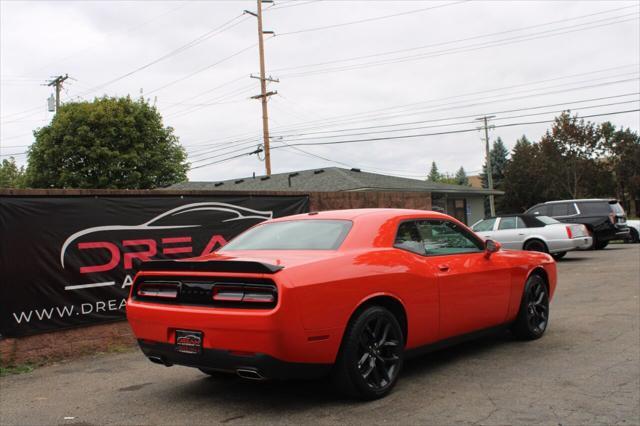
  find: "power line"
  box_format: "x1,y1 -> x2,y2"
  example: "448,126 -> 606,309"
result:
274,94 -> 640,141
278,0 -> 468,36
182,81 -> 639,159
276,109 -> 640,148
190,109 -> 639,171
271,4 -> 638,73
277,13 -> 639,78
177,65 -> 639,152
270,76 -> 640,134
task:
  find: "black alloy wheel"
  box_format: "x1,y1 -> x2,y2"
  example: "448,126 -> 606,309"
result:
356,315 -> 403,391
512,274 -> 550,340
332,306 -> 404,400
523,239 -> 548,253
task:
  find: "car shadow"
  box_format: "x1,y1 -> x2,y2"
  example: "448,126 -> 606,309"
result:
163,332 -> 514,411
556,256 -> 590,262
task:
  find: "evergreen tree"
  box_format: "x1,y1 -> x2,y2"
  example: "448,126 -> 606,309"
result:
427,161 -> 440,182
454,166 -> 469,186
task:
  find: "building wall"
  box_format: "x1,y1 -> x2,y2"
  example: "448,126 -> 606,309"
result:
466,196 -> 486,225
0,188 -> 431,366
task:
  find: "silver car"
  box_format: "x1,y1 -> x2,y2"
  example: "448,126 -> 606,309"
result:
471,214 -> 593,259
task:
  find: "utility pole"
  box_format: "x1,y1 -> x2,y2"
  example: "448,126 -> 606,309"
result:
476,115 -> 496,217
46,74 -> 69,112
246,0 -> 277,176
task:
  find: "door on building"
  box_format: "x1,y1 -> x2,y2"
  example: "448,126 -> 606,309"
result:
447,198 -> 467,224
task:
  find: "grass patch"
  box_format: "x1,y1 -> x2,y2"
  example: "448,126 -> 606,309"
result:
0,364 -> 35,377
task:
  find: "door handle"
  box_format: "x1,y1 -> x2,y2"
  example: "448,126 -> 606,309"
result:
438,264 -> 450,272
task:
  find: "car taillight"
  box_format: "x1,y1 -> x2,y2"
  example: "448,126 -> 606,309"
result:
609,212 -> 615,224
137,282 -> 179,299
212,284 -> 275,304
566,226 -> 573,239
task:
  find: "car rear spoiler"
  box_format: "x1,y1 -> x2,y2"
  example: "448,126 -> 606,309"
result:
137,260 -> 284,274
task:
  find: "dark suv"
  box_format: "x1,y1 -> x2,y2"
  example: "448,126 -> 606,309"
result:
525,199 -> 629,249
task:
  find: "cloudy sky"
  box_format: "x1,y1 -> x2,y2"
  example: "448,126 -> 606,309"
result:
1,0 -> 639,182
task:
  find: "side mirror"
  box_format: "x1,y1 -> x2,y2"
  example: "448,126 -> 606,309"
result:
484,239 -> 501,258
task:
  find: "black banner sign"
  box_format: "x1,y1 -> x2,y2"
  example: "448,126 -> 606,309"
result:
0,195 -> 308,337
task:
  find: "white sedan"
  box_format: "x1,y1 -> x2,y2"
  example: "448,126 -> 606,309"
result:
471,214 -> 592,259
626,219 -> 639,243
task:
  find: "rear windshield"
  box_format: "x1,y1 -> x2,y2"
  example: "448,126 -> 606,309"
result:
472,218 -> 496,232
220,219 -> 352,251
536,216 -> 560,225
610,202 -> 625,215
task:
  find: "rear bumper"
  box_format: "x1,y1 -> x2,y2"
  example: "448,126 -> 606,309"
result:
547,236 -> 593,253
137,340 -> 331,380
126,297 -> 344,368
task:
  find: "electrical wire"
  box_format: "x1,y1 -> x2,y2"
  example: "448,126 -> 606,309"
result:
278,0 -> 468,36
278,13 -> 640,78
270,4 -> 639,73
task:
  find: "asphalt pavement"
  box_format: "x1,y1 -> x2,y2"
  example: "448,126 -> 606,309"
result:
1,244 -> 638,425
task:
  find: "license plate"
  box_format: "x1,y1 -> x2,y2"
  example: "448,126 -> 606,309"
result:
175,330 -> 203,355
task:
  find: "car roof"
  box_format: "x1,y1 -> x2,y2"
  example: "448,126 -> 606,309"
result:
270,208 -> 452,222
534,199 -> 618,205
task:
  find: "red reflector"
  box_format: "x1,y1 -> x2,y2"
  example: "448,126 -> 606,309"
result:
137,282 -> 178,299
566,226 -> 573,239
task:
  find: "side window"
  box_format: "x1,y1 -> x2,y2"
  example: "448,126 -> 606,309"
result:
416,220 -> 483,255
394,221 -> 425,255
578,202 -> 609,215
516,217 -> 527,228
550,203 -> 570,216
498,217 -> 517,230
567,203 -> 578,215
531,205 -> 550,215
472,218 -> 496,232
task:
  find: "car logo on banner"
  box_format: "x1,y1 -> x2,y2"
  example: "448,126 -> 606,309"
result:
60,202 -> 273,291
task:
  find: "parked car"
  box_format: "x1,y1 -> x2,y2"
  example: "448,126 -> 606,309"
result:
625,219 -> 639,243
127,209 -> 557,400
471,214 -> 592,259
525,199 -> 629,249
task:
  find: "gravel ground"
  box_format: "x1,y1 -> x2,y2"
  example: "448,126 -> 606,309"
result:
1,244 -> 638,425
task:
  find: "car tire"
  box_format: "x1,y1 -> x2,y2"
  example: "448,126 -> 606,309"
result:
511,274 -> 549,341
331,305 -> 404,400
199,368 -> 236,380
523,239 -> 548,253
594,239 -> 609,250
628,228 -> 639,244
551,251 -> 566,260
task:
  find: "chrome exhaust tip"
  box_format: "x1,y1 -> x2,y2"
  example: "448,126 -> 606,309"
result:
236,368 -> 265,381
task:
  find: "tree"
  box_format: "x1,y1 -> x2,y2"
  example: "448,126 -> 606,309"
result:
480,137 -> 509,214
600,122 -> 640,216
427,161 -> 441,182
538,112 -> 610,199
480,137 -> 509,191
0,157 -> 25,188
25,96 -> 189,189
502,136 -> 545,212
454,166 -> 469,186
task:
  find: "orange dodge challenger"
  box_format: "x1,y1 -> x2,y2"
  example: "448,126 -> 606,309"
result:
127,209 -> 556,399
